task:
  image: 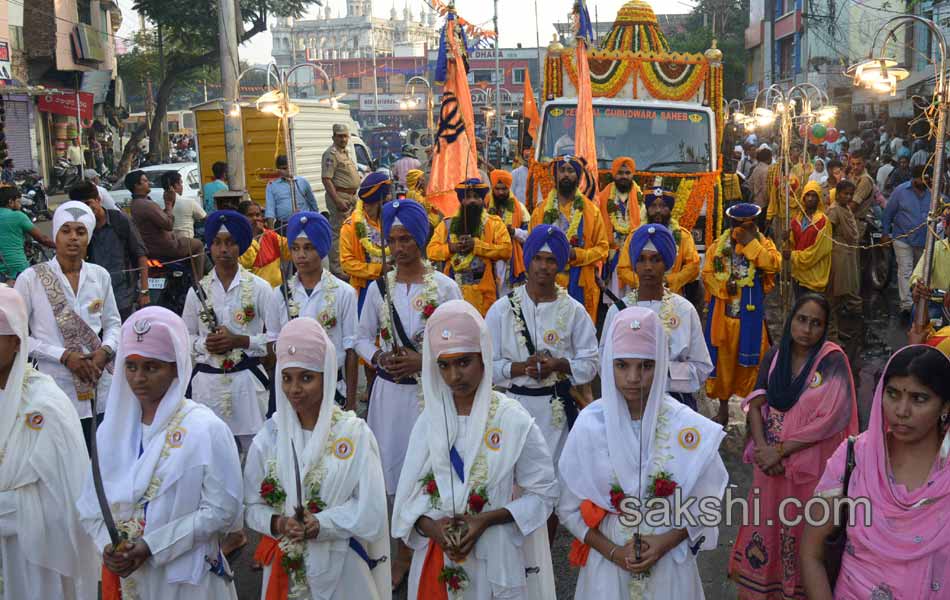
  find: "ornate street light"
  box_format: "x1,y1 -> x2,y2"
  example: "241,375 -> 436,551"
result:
402,75 -> 435,134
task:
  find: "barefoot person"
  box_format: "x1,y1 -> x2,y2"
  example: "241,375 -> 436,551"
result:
77,306 -> 243,599
558,307 -> 727,599
244,317 -> 390,599
392,300 -> 559,599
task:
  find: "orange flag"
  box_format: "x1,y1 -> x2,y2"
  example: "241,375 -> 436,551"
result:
574,37 -> 599,197
426,14 -> 479,217
522,69 -> 540,146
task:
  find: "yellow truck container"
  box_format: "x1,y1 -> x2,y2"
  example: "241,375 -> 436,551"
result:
192,98 -> 372,211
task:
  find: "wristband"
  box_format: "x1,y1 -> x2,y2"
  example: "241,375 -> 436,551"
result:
776,442 -> 786,458
608,545 -> 618,563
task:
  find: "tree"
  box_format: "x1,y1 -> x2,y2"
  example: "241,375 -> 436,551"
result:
115,0 -> 319,176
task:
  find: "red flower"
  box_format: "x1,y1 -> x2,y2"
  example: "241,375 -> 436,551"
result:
425,479 -> 438,496
653,478 -> 678,498
284,556 -> 302,570
260,482 -> 274,496
308,500 -> 322,514
422,304 -> 436,318
468,492 -> 487,514
570,236 -> 579,247
609,488 -> 625,511
381,327 -> 391,341
222,359 -> 235,371
449,575 -> 461,589
244,307 -> 256,320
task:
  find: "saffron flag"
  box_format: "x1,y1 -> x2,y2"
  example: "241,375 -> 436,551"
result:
522,69 -> 540,147
574,1 -> 599,198
427,12 -> 479,217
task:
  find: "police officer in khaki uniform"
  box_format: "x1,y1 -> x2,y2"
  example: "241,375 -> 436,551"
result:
321,123 -> 361,278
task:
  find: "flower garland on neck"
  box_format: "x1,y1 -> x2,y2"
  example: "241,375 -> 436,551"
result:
378,260 -> 439,348
542,189 -> 584,245
711,229 -> 758,290
287,271 -> 339,329
353,201 -> 383,260
606,188 -> 632,237
622,287 -> 678,335
449,212 -> 488,276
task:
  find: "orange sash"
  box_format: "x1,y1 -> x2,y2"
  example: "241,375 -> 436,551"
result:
417,538 -> 449,600
102,565 -> 122,600
254,535 -> 290,600
254,230 -> 283,269
568,500 -> 608,567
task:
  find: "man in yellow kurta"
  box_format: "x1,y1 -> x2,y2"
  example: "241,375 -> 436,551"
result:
529,156 -> 609,322
703,202 -> 782,425
405,168 -> 443,235
785,180 -> 833,296
340,172 -> 389,314
486,169 -> 529,295
427,178 -> 512,315
596,157 -> 642,301
617,186 -> 701,295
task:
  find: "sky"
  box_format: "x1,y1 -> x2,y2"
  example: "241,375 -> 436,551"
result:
116,0 -> 695,65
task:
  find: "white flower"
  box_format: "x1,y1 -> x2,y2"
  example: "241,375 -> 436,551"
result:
550,398 -> 567,431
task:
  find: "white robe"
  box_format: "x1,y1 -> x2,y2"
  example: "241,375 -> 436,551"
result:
394,396 -> 559,600
485,287 -> 599,459
0,369 -> 99,600
14,259 -> 121,418
355,272 -> 461,494
183,267 -> 277,436
78,400 -> 243,600
265,272 -> 358,399
601,294 -> 713,395
244,415 -> 390,600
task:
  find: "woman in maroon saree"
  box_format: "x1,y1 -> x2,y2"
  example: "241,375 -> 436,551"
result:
730,294 -> 859,599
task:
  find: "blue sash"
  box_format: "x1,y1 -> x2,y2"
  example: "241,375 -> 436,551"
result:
703,274 -> 765,378
449,446 -> 465,483
564,213 -> 585,306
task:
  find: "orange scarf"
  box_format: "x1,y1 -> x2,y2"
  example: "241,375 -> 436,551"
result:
254,535 -> 290,600
254,230 -> 283,269
102,565 -> 122,600
417,538 -> 449,600
567,500 -> 608,567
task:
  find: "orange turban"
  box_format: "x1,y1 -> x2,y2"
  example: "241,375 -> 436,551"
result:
490,169 -> 513,188
611,157 -> 636,177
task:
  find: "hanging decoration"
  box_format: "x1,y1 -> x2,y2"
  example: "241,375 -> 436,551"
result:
428,0 -> 497,42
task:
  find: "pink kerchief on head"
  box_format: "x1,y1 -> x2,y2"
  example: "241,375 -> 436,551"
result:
121,309 -> 178,362
0,287 -> 25,337
611,307 -> 660,359
277,317 -> 328,372
426,300 -> 482,358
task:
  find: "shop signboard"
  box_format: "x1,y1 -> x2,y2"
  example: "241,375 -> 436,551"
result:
37,91 -> 94,122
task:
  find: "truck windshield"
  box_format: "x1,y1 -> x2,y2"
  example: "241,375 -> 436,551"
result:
539,105 -> 713,173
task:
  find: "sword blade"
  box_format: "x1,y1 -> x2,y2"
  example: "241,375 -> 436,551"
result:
291,440 -> 305,521
88,393 -> 123,548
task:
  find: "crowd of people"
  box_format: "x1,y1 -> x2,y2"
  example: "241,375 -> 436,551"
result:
0,119 -> 949,600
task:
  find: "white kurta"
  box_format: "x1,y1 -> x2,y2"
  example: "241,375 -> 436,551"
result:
265,272 -> 358,399
183,267 -> 277,436
79,401 -> 243,600
355,272 -> 461,494
244,416 -> 390,600
485,287 -> 599,458
601,294 -> 713,395
0,370 -> 99,600
14,259 -> 121,418
557,400 -> 728,600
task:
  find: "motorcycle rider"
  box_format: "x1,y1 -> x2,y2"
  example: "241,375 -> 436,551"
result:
0,187 -> 55,280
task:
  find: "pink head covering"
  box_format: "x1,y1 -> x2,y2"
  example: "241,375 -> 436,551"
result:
426,303 -> 482,358
611,307 -> 661,360
276,317 -> 328,372
121,312 -> 177,362
0,305 -> 13,336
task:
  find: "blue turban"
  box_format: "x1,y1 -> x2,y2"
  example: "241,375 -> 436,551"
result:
382,199 -> 429,250
455,178 -> 490,201
359,172 -> 393,204
725,202 -> 762,221
287,211 -> 332,258
629,223 -> 677,270
644,186 -> 675,210
552,155 -> 582,178
523,225 -> 570,272
205,210 -> 253,254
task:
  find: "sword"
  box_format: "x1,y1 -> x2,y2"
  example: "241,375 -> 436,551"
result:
89,392 -> 129,552
291,440 -> 305,523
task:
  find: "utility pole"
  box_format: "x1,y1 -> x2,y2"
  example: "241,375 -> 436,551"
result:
217,0 -> 246,191
372,29 -> 380,125
493,0 -> 503,141
158,24 -> 168,162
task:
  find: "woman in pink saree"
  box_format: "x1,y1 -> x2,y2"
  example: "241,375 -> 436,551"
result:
730,294 -> 859,599
801,344 -> 950,599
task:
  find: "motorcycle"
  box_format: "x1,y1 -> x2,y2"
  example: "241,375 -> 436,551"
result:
17,171 -> 52,222
52,157 -> 82,192
146,259 -> 193,315
861,210 -> 892,292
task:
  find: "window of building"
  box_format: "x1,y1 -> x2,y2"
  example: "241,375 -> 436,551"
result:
512,69 -> 526,84
471,69 -> 496,84
377,76 -> 389,93
348,77 -> 361,90
77,0 -> 92,25
778,37 -> 795,80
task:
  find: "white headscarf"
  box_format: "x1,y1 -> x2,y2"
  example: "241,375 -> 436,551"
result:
52,200 -> 96,240
809,158 -> 828,185
0,286 -> 29,451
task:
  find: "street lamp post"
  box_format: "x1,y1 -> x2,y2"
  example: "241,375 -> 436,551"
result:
851,15 -> 943,325
401,75 -> 434,134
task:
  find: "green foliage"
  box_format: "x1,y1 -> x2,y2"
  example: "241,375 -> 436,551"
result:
666,0 -> 750,99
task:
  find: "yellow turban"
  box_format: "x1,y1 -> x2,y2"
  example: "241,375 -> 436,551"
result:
490,169 -> 513,188
406,169 -> 424,190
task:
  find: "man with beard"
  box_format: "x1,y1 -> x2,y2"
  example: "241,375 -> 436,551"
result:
596,157 -> 642,302
617,186 -> 700,295
530,156 -> 609,322
486,169 -> 530,296
428,178 -> 512,316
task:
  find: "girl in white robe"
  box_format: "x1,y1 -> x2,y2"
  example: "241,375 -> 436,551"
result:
77,306 -> 244,600
558,307 -> 728,600
243,317 -> 391,600
0,286 -> 98,600
392,300 -> 559,600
